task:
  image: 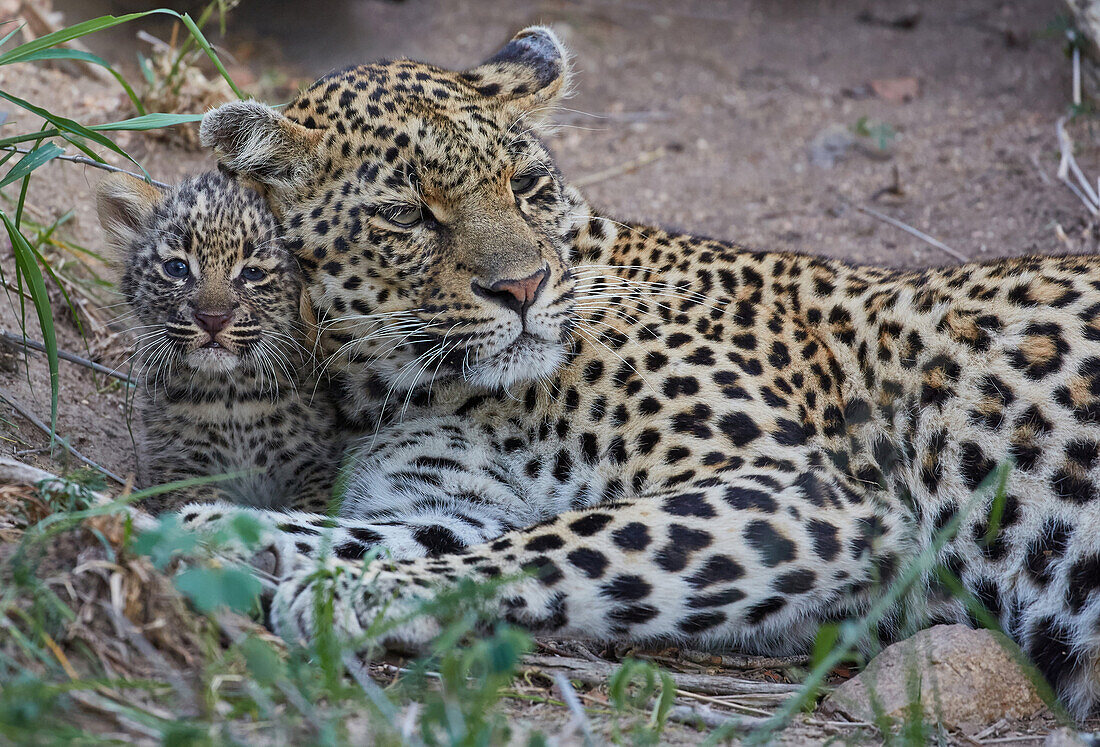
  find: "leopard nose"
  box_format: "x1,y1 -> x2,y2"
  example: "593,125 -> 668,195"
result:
193,309 -> 234,334
472,267 -> 548,316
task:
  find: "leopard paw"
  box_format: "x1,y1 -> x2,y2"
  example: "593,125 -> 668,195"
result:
268,560 -> 440,654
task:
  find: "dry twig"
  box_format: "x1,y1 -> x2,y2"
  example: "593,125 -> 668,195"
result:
0,146 -> 171,189
1055,116 -> 1100,216
668,703 -> 768,730
522,654 -> 799,700
0,331 -> 135,384
660,648 -> 810,670
574,147 -> 669,188
100,600 -> 198,716
0,386 -> 125,484
855,205 -> 969,263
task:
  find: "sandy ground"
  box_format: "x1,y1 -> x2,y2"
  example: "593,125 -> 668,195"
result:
2,0 -> 1098,742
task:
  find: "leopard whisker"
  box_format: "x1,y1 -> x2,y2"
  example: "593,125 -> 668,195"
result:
367,338 -> 443,445
574,277 -> 726,313
256,337 -> 293,395
565,211 -> 656,243
573,302 -> 657,327
143,337 -> 175,399
316,308 -> 425,331
263,340 -> 287,398
424,321 -> 464,403
574,272 -> 715,299
399,343 -> 444,420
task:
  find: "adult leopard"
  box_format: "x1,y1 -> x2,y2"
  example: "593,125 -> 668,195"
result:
192,28 -> 1100,716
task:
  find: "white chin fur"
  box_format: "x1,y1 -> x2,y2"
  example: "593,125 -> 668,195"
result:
186,347 -> 241,374
373,336 -> 564,393
464,338 -> 565,390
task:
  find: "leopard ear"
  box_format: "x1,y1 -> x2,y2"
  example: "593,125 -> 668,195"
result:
200,100 -> 323,192
462,26 -> 572,111
96,172 -> 164,260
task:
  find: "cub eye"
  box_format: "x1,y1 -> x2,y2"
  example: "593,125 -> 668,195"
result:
163,259 -> 189,278
510,173 -> 539,195
241,266 -> 266,282
383,205 -> 422,228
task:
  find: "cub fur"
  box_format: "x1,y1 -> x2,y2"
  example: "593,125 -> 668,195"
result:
97,170 -> 345,512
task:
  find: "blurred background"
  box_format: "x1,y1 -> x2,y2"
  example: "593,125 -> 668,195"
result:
46,0 -> 1084,268
0,0 -> 1091,479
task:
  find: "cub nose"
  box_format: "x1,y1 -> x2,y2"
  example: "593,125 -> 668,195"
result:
472,267 -> 548,317
193,309 -> 234,334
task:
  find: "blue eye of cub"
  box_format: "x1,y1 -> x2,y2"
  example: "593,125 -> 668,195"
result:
241,266 -> 266,282
163,259 -> 189,278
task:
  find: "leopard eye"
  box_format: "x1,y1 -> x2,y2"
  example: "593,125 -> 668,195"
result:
163,258 -> 189,278
510,173 -> 538,195
241,266 -> 266,282
383,205 -> 422,228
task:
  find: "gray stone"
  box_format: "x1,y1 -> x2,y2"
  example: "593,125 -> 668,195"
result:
807,124 -> 856,168
821,625 -> 1046,731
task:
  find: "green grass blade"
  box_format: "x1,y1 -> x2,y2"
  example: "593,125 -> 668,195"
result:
0,11 -> 171,66
91,112 -> 205,131
17,48 -> 145,115
136,52 -> 156,87
179,12 -> 244,99
0,89 -> 137,166
2,211 -> 58,438
0,129 -> 65,148
0,22 -> 26,52
0,115 -> 197,148
0,143 -> 63,188
31,240 -> 85,340
58,132 -> 107,164
0,10 -> 241,99
12,128 -> 47,227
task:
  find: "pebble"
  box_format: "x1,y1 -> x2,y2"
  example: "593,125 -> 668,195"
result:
821,625 -> 1046,731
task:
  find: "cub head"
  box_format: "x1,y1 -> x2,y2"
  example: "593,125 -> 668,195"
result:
200,26 -> 583,394
97,171 -> 305,378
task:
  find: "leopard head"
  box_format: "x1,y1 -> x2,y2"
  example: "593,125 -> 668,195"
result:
200,27 -> 583,398
97,171 -> 305,378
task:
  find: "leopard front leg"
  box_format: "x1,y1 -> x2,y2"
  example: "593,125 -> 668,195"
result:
175,499 -> 513,576
268,470 -> 909,655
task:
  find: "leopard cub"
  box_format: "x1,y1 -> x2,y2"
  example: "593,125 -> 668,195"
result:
97,170 -> 344,512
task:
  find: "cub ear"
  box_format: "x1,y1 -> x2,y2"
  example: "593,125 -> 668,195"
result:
96,172 -> 163,257
199,100 -> 323,192
462,26 -> 572,111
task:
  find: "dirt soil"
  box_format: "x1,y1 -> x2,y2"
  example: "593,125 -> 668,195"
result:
3,0 -> 1100,742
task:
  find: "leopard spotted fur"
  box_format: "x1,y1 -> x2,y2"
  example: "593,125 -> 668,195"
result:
180,28 -> 1100,717
98,171 -> 345,512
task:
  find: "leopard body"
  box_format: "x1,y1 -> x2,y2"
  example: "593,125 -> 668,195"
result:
182,29 -> 1100,716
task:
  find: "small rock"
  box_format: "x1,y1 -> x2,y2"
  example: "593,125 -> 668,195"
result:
808,124 -> 857,168
821,625 -> 1045,731
870,77 -> 920,103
